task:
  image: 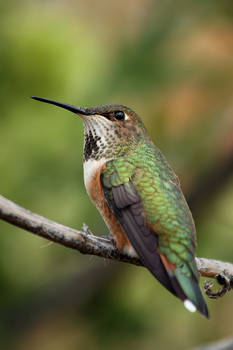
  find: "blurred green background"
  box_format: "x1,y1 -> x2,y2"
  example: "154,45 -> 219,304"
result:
1,1 -> 233,349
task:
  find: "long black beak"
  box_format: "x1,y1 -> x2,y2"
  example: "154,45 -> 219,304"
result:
31,96 -> 89,115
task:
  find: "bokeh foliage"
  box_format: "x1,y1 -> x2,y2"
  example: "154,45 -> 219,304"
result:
0,1 -> 233,349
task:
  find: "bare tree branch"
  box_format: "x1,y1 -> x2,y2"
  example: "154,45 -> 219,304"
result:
0,194 -> 233,288
192,336 -> 233,350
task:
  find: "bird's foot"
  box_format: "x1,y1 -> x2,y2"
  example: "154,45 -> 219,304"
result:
101,234 -> 117,247
82,223 -> 93,236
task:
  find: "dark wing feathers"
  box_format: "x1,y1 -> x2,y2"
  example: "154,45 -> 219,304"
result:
101,174 -> 209,317
102,178 -> 176,296
112,183 -> 137,208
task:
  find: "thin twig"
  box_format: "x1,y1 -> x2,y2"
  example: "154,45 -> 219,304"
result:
0,194 -> 233,283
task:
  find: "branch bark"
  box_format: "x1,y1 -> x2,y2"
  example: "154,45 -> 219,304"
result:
0,194 -> 233,283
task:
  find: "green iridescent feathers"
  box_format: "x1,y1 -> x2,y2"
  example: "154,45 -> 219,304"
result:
102,142 -> 198,277
101,141 -> 208,316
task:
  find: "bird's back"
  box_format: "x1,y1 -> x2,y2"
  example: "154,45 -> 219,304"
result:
112,141 -> 198,277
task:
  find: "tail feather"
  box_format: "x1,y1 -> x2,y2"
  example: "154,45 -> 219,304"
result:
160,254 -> 209,318
172,267 -> 209,318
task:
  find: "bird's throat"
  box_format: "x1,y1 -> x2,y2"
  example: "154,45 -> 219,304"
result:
82,115 -> 133,162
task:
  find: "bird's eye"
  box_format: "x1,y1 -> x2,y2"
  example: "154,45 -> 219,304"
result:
114,110 -> 125,121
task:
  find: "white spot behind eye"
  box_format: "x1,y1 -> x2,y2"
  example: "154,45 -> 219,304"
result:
124,113 -> 130,121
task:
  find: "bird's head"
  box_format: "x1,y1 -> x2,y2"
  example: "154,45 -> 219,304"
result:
31,97 -> 152,161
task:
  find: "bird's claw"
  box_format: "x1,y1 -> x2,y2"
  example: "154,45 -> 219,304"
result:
102,234 -> 117,247
82,223 -> 93,236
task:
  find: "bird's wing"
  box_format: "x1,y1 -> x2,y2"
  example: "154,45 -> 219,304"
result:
101,171 -> 176,295
101,163 -> 208,317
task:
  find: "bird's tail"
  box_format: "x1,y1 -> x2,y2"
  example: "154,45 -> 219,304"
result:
161,255 -> 209,318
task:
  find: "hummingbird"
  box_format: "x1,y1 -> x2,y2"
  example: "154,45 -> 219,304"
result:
31,96 -> 209,318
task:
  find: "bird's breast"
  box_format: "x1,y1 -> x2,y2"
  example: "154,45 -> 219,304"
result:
83,158 -> 108,195
83,158 -> 134,253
